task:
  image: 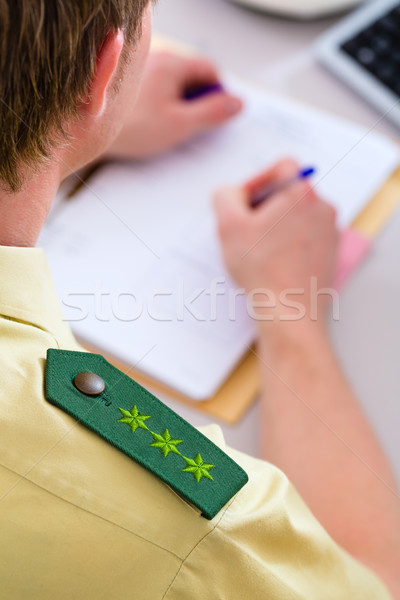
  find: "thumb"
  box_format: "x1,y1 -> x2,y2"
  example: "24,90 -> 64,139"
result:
182,93 -> 243,135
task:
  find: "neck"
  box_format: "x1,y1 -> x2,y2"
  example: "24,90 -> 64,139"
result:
0,165 -> 61,247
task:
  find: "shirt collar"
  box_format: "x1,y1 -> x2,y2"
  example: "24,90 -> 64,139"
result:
0,245 -> 76,347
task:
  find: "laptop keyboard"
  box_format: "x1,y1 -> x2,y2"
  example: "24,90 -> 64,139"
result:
341,3 -> 400,98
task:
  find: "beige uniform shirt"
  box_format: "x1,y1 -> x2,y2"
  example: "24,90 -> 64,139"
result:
0,246 -> 392,599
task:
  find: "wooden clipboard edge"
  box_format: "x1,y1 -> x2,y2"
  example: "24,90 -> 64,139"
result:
352,163 -> 400,238
76,337 -> 260,425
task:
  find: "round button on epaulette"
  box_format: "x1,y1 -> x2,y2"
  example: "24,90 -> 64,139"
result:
73,372 -> 105,396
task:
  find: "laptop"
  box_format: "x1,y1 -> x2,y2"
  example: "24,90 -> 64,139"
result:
316,0 -> 400,128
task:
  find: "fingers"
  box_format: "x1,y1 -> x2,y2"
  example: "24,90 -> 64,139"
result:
252,182 -> 324,239
148,51 -> 243,136
181,91 -> 243,134
213,186 -> 248,236
244,159 -> 323,226
244,158 -> 299,196
170,53 -> 243,132
175,55 -> 221,89
214,162 -> 314,227
148,51 -> 221,96
214,161 -> 336,237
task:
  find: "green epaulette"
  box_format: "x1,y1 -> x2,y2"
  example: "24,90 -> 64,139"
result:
45,349 -> 248,520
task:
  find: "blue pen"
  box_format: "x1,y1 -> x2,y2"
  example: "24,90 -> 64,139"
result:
184,82 -> 224,101
250,167 -> 316,209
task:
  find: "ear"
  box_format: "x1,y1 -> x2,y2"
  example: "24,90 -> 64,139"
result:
83,29 -> 124,117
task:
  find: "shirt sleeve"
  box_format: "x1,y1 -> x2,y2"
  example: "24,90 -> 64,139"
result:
164,428 -> 392,600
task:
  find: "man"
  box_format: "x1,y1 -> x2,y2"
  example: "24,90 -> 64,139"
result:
0,1 -> 399,598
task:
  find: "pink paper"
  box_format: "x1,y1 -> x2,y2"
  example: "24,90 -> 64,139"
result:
334,229 -> 372,290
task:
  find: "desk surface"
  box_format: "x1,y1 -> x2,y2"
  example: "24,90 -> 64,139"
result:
152,0 -> 400,483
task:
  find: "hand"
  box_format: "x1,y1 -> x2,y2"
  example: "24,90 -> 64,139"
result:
106,51 -> 243,159
213,159 -> 339,329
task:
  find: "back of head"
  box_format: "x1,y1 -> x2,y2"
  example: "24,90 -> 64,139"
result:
0,0 -> 149,192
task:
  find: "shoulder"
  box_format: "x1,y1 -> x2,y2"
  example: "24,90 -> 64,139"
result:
0,334 -> 391,600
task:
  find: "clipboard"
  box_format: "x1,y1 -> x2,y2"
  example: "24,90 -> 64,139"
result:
69,35 -> 400,423
79,164 -> 400,424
